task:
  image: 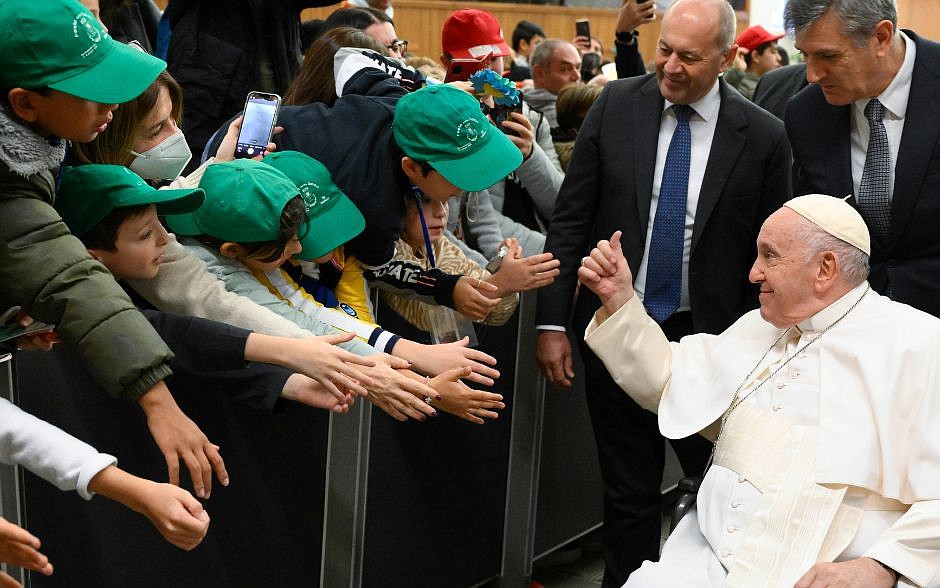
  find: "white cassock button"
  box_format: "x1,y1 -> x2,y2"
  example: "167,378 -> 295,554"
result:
721,549 -> 733,558
776,380 -> 786,389
737,476 -> 746,483
772,404 -> 783,412
731,500 -> 743,508
790,369 -> 800,379
727,525 -> 738,533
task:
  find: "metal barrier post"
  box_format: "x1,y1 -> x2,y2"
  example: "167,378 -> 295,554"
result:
320,376 -> 372,588
499,292 -> 545,587
0,353 -> 28,587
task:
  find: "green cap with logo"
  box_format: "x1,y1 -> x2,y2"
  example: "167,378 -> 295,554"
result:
0,0 -> 166,104
262,151 -> 366,261
165,160 -> 319,254
56,164 -> 205,237
393,84 -> 522,192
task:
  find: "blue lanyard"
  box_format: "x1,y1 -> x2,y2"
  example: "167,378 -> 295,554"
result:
411,186 -> 436,269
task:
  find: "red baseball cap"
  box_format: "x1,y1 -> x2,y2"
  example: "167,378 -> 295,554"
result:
735,25 -> 784,52
442,9 -> 512,60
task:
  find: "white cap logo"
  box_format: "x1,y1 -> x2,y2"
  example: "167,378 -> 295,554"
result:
455,118 -> 487,152
73,13 -> 102,58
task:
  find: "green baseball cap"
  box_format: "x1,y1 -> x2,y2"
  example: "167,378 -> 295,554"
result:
166,160 -> 309,250
0,0 -> 166,104
393,84 -> 522,192
262,151 -> 366,261
56,164 -> 204,237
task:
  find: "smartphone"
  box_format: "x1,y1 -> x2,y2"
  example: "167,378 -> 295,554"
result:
491,103 -> 523,137
0,321 -> 55,346
234,91 -> 281,159
485,244 -> 510,273
575,18 -> 591,43
445,57 -> 489,83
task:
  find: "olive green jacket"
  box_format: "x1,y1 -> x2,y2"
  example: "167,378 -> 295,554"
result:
0,107 -> 173,401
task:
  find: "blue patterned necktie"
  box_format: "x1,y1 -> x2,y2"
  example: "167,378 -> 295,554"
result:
644,104 -> 692,323
857,98 -> 891,241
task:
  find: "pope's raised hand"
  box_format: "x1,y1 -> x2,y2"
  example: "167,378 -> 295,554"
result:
577,231 -> 635,314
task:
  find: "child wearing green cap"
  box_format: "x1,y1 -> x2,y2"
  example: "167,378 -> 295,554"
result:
0,0 -> 227,500
56,163 -> 404,415
172,159 -> 505,424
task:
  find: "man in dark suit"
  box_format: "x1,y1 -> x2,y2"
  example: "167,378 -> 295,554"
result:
753,63 -> 808,120
785,0 -> 940,319
536,0 -> 792,585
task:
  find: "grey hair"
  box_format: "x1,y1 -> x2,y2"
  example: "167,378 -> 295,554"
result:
783,0 -> 898,46
530,38 -> 574,69
795,215 -> 870,286
666,0 -> 737,52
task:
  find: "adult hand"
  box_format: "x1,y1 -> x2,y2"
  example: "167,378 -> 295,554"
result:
358,355 -> 439,421
794,558 -> 896,588
536,330 -> 574,388
733,46 -> 750,72
578,231 -> 635,314
412,337 -> 500,386
453,276 -> 501,321
133,481 -> 211,551
617,0 -> 656,34
500,111 -> 534,159
9,312 -> 58,352
214,115 -> 282,162
280,374 -> 354,413
572,35 -> 592,54
249,332 -> 377,400
487,239 -> 560,297
139,382 -> 228,499
0,517 -> 52,581
428,367 -> 505,424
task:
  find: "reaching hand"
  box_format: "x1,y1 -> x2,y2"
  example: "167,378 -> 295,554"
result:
280,374 -> 354,413
536,330 -> 575,388
453,276 -> 501,321
358,356 -> 439,422
577,231 -> 635,314
134,481 -> 211,551
269,332 -> 377,400
412,337 -> 500,386
139,382 -> 228,499
428,367 -> 505,424
617,0 -> 656,35
0,518 -> 52,582
487,239 -> 560,297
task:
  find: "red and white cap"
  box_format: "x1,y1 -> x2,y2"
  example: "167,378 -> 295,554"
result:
735,25 -> 785,52
442,9 -> 512,60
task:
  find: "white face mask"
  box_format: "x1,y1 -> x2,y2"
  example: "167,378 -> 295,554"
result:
129,128 -> 193,180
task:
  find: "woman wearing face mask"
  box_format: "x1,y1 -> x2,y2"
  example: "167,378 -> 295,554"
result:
70,70 -> 276,184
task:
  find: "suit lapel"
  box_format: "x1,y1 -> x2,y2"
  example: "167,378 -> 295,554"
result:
633,76 -> 665,237
692,81 -> 746,253
890,32 -> 940,251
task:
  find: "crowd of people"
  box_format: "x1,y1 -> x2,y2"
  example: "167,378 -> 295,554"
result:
0,0 -> 938,586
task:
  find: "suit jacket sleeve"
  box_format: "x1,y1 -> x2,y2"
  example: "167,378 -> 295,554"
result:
536,83 -> 611,327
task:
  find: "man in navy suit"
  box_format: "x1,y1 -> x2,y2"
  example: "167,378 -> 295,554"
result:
786,0 -> 940,318
536,0 -> 792,584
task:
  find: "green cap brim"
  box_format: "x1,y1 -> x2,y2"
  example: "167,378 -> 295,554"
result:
48,42 -> 166,104
430,129 -> 522,192
297,195 -> 366,261
123,187 -> 205,217
164,209 -> 203,237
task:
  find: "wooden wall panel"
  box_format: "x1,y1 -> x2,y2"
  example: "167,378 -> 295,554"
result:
896,0 -> 940,41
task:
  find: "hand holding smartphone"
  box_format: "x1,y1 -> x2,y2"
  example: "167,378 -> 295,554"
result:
575,18 -> 592,47
234,91 -> 281,159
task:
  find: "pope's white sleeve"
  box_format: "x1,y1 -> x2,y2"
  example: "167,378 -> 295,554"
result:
0,396 -> 115,500
863,499 -> 940,588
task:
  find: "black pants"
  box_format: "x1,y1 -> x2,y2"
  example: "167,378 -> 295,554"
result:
579,311 -> 712,588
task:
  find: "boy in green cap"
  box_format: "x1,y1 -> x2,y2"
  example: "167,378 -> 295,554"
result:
0,0 -> 224,499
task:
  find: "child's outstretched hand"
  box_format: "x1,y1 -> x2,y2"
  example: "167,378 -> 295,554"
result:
133,481 -> 210,551
280,373 -> 354,413
0,517 -> 52,585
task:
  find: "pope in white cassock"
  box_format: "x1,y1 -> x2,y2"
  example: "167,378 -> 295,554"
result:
579,194 -> 940,588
